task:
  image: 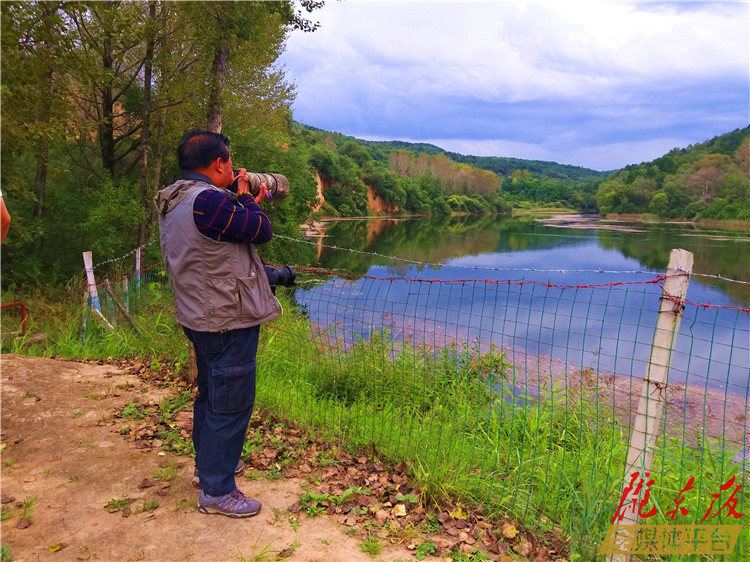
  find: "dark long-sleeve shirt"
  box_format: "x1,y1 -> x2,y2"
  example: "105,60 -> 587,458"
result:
184,172 -> 272,244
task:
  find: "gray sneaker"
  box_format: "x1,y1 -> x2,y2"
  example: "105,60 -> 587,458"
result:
192,459 -> 246,488
198,488 -> 261,518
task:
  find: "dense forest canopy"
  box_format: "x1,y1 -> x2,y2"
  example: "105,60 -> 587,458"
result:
1,1 -> 747,291
594,127 -> 750,220
1,0 -> 322,289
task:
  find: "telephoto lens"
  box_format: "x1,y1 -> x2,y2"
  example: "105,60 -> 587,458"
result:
230,172 -> 290,199
264,265 -> 296,295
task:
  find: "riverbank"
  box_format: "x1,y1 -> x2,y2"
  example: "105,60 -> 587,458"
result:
537,212 -> 750,232
501,346 -> 748,456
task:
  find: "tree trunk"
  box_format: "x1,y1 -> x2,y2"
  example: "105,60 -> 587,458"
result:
137,1 -> 155,247
100,30 -> 116,178
206,47 -> 228,133
149,109 -> 167,229
32,69 -> 53,255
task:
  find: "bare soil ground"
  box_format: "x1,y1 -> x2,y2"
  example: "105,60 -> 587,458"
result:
1,354 -> 563,562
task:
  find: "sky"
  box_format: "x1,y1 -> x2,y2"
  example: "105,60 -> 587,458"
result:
279,0 -> 750,171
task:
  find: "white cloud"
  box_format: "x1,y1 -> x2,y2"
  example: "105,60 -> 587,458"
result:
280,0 -> 749,168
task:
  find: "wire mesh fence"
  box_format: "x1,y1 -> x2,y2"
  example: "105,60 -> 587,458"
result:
86,241 -> 749,558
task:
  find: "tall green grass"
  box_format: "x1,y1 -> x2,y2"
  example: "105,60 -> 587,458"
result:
257,294 -> 748,560
3,284 -> 746,560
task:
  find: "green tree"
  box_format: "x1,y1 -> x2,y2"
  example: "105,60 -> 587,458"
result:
649,192 -> 670,218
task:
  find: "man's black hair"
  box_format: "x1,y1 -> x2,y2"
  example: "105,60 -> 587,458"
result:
177,130 -> 230,171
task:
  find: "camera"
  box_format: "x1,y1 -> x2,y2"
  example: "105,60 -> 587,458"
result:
229,171 -> 290,199
264,264 -> 296,294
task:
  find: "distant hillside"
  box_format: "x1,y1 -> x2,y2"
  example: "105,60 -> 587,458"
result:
359,139 -> 609,183
297,124 -> 608,183
594,126 -> 749,220
443,152 -> 611,183
296,123 -> 749,221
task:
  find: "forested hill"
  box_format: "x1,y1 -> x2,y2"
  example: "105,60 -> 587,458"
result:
593,126 -> 749,219
442,153 -> 609,183
354,138 -> 610,183
305,124 -> 749,221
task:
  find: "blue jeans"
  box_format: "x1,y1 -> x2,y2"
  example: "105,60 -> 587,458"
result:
183,325 -> 260,496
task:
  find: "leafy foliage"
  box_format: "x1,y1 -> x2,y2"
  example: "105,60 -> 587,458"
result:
595,127 -> 750,219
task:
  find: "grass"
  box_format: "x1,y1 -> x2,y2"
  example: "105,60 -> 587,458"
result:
137,498 -> 159,513
105,495 -> 131,513
153,462 -> 179,483
1,542 -> 12,562
255,296 -> 749,560
4,282 -> 748,561
20,496 -> 38,521
359,536 -> 382,557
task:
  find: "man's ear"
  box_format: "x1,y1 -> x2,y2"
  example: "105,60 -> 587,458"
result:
214,157 -> 228,173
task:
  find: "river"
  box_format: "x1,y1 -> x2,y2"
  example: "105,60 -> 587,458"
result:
292,214 -> 750,399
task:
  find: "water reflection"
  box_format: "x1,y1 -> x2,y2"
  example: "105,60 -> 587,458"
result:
296,216 -> 750,393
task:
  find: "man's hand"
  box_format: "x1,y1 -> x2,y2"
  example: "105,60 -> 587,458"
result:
234,168 -> 251,196
254,183 -> 268,204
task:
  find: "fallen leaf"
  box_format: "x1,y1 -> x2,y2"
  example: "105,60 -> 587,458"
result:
450,506 -> 468,519
48,543 -> 68,552
501,523 -> 519,539
392,504 -> 407,517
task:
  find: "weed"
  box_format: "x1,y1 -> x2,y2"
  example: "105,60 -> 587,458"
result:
234,541 -> 278,562
21,391 -> 37,399
264,466 -> 282,482
299,491 -> 329,517
20,496 -> 38,520
359,536 -> 381,558
1,542 -> 12,562
157,390 -> 191,424
119,402 -> 150,419
153,462 -> 179,482
105,495 -> 131,513
1,507 -> 12,522
288,516 -> 300,531
319,539 -> 329,546
157,429 -> 194,456
395,493 -> 420,504
72,411 -> 85,418
271,508 -> 287,523
176,497 -> 198,510
67,472 -> 92,483
138,498 -> 159,513
313,449 -> 339,467
2,460 -> 15,468
415,540 -> 436,561
422,512 -> 442,533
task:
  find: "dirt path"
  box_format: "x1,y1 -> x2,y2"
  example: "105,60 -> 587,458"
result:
0,354 -> 427,562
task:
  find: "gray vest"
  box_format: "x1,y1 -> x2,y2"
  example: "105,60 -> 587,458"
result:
156,180 -> 282,332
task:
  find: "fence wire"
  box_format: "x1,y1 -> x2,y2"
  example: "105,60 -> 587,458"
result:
89,244 -> 749,559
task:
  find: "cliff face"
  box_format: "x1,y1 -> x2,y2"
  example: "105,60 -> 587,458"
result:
312,171 -> 399,215
366,183 -> 399,214
312,171 -> 325,212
